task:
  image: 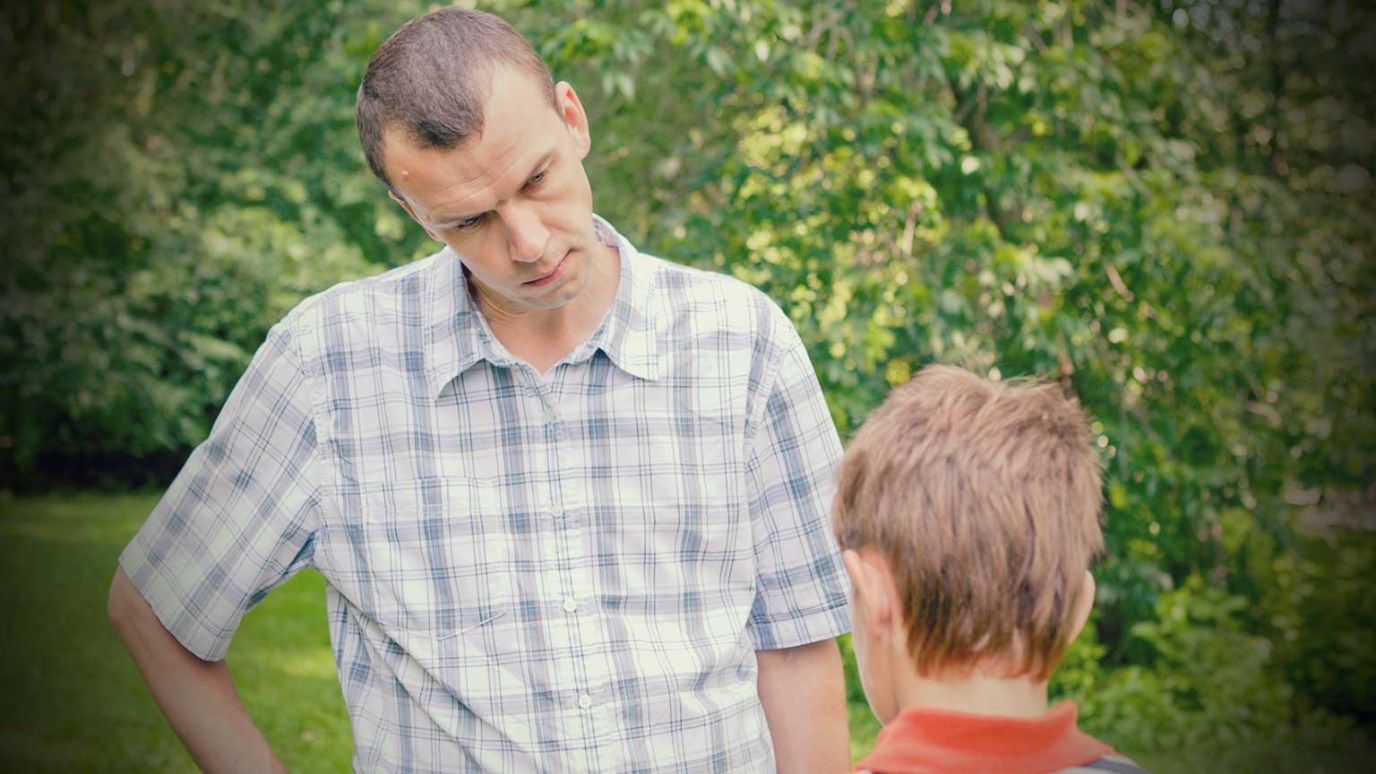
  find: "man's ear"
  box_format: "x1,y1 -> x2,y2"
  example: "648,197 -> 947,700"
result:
842,548 -> 896,639
389,190 -> 441,243
1068,570 -> 1097,643
554,81 -> 592,160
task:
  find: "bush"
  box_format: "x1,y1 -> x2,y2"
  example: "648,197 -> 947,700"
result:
1069,579 -> 1356,756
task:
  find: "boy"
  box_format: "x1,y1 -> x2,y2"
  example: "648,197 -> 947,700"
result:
832,365 -> 1147,773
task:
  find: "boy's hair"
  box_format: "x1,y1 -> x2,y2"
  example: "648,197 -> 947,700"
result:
356,7 -> 557,189
832,364 -> 1104,681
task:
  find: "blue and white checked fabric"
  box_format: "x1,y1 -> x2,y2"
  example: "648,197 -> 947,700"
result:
120,216 -> 851,772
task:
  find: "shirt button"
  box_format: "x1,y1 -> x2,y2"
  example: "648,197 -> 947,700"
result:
563,597 -> 577,613
578,694 -> 593,709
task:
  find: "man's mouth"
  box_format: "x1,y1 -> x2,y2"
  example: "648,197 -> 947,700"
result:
524,251 -> 570,287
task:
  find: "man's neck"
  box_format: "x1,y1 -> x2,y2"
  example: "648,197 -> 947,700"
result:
474,242 -> 621,376
894,668 -> 1050,719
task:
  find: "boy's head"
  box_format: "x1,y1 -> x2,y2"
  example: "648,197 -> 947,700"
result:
832,365 -> 1104,721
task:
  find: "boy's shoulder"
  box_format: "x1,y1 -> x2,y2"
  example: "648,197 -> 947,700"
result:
855,755 -> 1150,774
1054,752 -> 1151,773
849,703 -> 1152,774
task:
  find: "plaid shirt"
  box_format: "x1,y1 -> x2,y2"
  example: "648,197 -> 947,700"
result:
121,217 -> 850,772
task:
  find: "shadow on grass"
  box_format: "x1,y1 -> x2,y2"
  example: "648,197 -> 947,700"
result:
0,493 -> 351,773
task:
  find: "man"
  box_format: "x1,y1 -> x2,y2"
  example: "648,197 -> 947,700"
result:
108,7 -> 850,772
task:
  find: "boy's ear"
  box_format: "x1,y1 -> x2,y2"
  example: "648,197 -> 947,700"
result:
842,548 -> 896,638
1068,570 -> 1097,642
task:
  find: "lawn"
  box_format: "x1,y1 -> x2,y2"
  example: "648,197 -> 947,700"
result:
0,492 -> 350,773
1,493 -> 1370,772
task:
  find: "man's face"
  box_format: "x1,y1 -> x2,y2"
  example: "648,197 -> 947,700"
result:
384,67 -> 605,316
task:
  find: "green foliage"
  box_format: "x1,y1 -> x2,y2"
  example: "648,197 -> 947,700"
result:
1073,581 -> 1331,753
1,1 -> 400,481
2,0 -> 1372,755
1129,582 -> 1304,742
1262,527 -> 1376,720
1051,531 -> 1376,755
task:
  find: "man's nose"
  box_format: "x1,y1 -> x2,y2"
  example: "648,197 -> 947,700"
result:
501,204 -> 550,263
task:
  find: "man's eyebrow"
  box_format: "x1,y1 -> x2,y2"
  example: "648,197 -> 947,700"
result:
526,150 -> 555,178
432,151 -> 556,225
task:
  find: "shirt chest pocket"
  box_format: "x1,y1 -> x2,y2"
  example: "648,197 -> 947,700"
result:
356,477 -> 514,637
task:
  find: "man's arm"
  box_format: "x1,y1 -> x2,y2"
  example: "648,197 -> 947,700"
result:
107,567 -> 287,773
757,637 -> 850,774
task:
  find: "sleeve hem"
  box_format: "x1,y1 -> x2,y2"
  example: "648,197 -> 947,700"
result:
750,603 -> 852,651
118,546 -> 234,663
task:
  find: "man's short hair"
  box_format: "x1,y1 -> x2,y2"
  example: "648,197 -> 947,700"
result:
832,364 -> 1105,680
355,7 -> 557,188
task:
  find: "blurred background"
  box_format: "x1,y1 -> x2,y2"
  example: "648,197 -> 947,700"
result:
1,0 -> 1372,770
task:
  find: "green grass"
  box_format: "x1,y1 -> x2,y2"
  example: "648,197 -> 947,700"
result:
1,492 -> 1371,772
0,492 -> 349,773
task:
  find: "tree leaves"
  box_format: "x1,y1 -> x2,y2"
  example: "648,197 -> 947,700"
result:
1,0 -> 1371,721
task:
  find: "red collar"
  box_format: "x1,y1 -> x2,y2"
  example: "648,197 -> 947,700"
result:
853,701 -> 1113,774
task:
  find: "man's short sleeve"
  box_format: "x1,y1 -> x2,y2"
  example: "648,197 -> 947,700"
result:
119,322 -> 322,661
745,314 -> 851,651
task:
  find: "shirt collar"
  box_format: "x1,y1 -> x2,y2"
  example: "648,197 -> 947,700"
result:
575,215 -> 660,382
853,701 -> 1113,774
423,214 -> 660,399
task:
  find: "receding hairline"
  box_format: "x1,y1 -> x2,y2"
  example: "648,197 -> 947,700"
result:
373,65 -> 565,190
370,65 -> 495,182
355,7 -> 558,190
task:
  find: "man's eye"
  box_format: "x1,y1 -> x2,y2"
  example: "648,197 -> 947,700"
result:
453,214 -> 485,232
528,171 -> 547,186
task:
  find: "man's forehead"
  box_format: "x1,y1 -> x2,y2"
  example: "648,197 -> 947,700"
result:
388,133 -> 553,217
381,68 -> 568,215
